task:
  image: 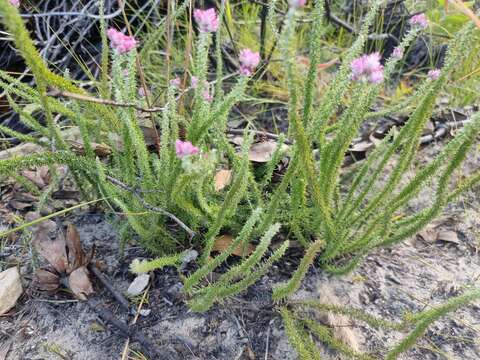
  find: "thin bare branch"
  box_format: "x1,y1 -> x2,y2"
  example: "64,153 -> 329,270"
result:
105,175 -> 196,239
47,89 -> 166,113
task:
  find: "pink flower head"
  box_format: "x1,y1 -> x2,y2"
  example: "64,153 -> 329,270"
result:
351,52 -> 384,84
138,87 -> 151,97
202,88 -> 213,102
170,77 -> 182,88
175,140 -> 199,158
9,0 -> 20,7
409,13 -> 428,29
392,47 -> 403,59
190,76 -> 212,100
289,0 -> 306,8
107,28 -> 137,54
363,52 -> 382,73
239,48 -> 261,76
193,8 -> 219,33
191,76 -> 199,89
427,69 -> 441,80
368,70 -> 384,84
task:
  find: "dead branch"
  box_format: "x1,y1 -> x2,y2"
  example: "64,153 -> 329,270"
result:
85,299 -> 163,359
47,89 -> 166,113
88,264 -> 130,312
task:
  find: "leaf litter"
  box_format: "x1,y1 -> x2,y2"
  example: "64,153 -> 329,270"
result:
29,212 -> 94,300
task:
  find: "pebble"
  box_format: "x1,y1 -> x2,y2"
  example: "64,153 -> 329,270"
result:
126,274 -> 150,297
0,267 -> 23,315
180,249 -> 198,270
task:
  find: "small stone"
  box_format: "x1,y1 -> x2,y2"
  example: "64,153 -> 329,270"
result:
180,249 -> 198,270
138,308 -> 151,317
126,274 -> 150,297
0,267 -> 23,315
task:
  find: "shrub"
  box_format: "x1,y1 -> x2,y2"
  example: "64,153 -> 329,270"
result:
1,0 -> 479,312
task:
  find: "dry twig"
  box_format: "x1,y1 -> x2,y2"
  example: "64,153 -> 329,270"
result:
120,284 -> 151,360
89,264 -> 130,312
85,299 -> 161,359
105,175 -> 196,239
47,89 -> 166,113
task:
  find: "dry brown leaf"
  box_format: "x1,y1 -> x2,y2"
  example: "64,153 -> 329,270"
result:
8,200 -> 33,211
68,266 -> 94,300
31,220 -> 94,300
417,224 -> 438,243
213,234 -> 255,257
436,230 -> 460,245
249,141 -> 287,163
13,191 -> 38,203
65,224 -> 85,271
214,169 -> 233,191
24,211 -> 46,226
21,168 -> 47,189
33,228 -> 68,274
36,269 -> 60,292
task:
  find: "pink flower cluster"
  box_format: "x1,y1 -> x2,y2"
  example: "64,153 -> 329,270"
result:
351,52 -> 384,84
289,0 -> 306,8
239,49 -> 261,76
202,89 -> 213,102
427,69 -> 441,80
170,77 -> 182,88
175,140 -> 199,158
392,47 -> 403,59
138,87 -> 151,97
9,0 -> 19,7
107,28 -> 137,54
409,13 -> 428,29
191,76 -> 199,89
194,8 -> 219,33
190,76 -> 213,102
